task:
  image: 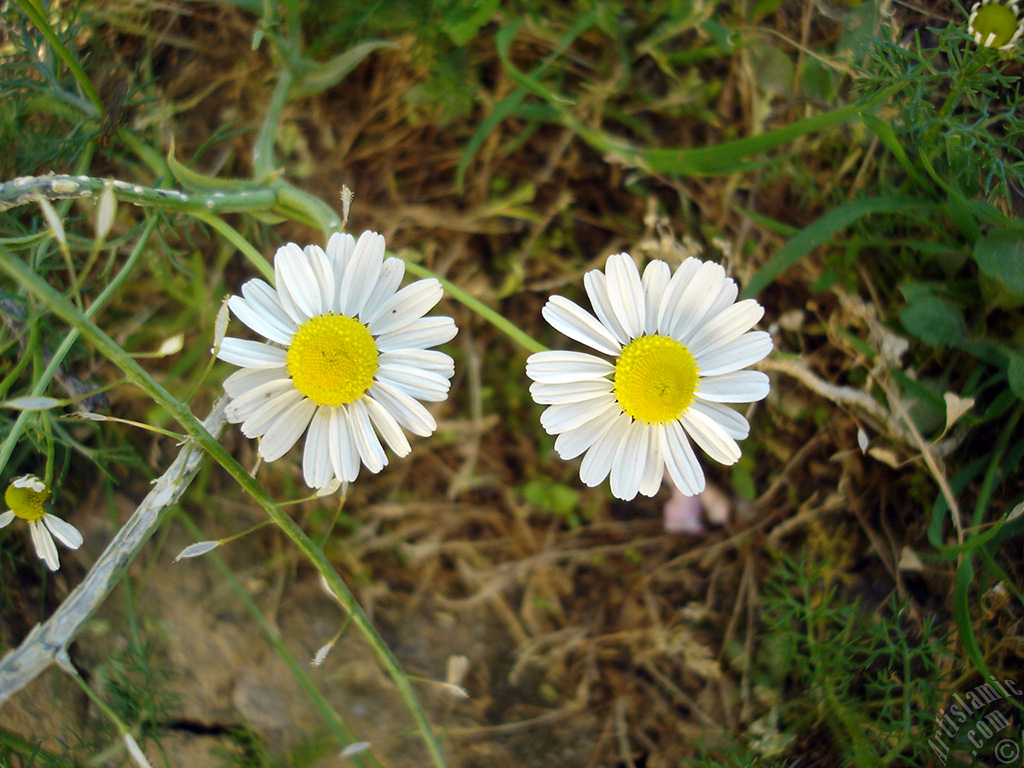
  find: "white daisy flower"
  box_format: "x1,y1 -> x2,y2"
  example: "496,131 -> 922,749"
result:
968,1 -> 1023,50
217,231 -> 457,491
0,474 -> 83,571
526,253 -> 772,501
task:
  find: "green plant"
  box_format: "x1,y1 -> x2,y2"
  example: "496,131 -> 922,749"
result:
759,554 -> 950,767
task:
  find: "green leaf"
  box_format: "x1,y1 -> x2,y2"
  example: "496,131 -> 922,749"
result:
441,0 -> 500,46
860,113 -> 930,190
521,479 -> 581,520
742,196 -> 935,298
495,20 -> 577,106
973,228 -> 1024,296
1006,349 -> 1024,399
899,294 -> 966,347
289,40 -> 396,99
643,83 -> 903,178
166,142 -> 263,192
953,559 -> 990,680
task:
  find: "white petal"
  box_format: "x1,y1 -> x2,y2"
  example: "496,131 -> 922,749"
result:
226,377 -> 296,423
379,350 -> 455,379
236,278 -> 294,330
689,277 -> 739,339
579,415 -> 629,488
530,379 -> 614,405
696,370 -> 770,403
375,365 -> 451,402
349,400 -> 387,474
697,331 -> 772,377
687,299 -> 765,359
663,422 -> 705,495
367,381 -> 436,437
0,510 -> 14,528
665,260 -> 726,342
326,231 -> 356,273
274,242 -> 321,323
359,257 -> 405,323
691,400 -> 750,440
638,424 -> 665,497
303,408 -> 334,489
340,231 -> 386,317
604,253 -> 645,340
217,338 -> 288,369
375,317 -> 457,352
30,520 -> 59,571
553,402 -> 623,460
42,514 -> 83,549
365,279 -> 443,336
278,244 -> 329,319
328,407 -> 361,483
525,351 -> 615,384
230,283 -> 296,345
223,366 -> 290,399
656,257 -> 702,335
303,244 -> 336,315
542,295 -> 622,356
584,268 -> 629,345
11,475 -> 44,491
539,393 -> 618,434
365,395 -> 412,457
240,388 -> 305,438
681,407 -> 742,465
258,397 -> 317,461
642,260 -> 671,335
609,420 -> 649,501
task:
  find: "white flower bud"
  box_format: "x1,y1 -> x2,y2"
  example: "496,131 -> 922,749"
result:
157,334 -> 184,357
2,396 -> 62,411
95,181 -> 117,242
212,295 -> 230,355
37,198 -> 67,249
339,742 -> 371,759
174,540 -> 219,562
312,642 -> 333,667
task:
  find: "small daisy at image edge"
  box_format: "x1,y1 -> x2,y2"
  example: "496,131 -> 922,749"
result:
217,231 -> 457,491
968,1 -> 1024,50
0,474 -> 83,571
526,252 -> 772,501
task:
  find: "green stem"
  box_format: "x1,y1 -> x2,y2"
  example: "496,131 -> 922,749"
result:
404,261 -> 548,355
192,212 -> 274,282
0,175 -> 277,216
0,243 -> 449,768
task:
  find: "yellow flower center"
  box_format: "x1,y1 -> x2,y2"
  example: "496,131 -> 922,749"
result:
614,334 -> 700,425
972,5 -> 1019,47
286,314 -> 379,407
5,483 -> 50,522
